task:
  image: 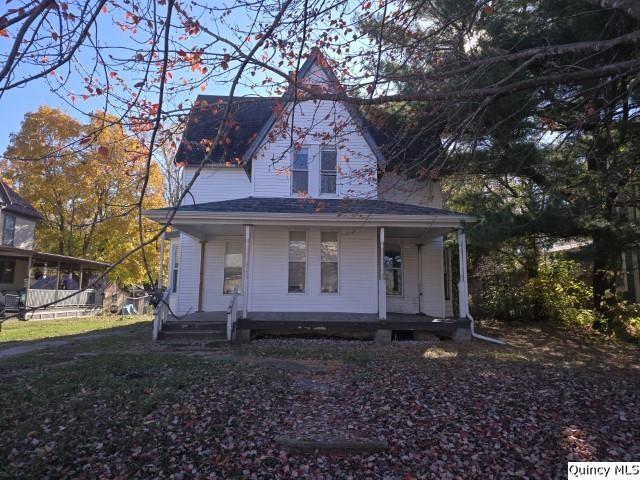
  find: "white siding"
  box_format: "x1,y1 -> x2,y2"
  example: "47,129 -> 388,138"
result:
250,100 -> 378,199
201,237 -> 245,312
175,233 -> 201,315
378,173 -> 443,208
182,167 -> 251,204
249,226 -> 378,313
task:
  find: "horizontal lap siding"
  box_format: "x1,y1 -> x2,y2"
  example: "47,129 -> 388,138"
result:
175,233 -> 201,315
249,226 -> 378,313
182,168 -> 251,204
251,100 -> 378,199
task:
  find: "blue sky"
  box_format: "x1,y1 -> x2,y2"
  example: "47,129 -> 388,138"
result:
0,5 -> 272,154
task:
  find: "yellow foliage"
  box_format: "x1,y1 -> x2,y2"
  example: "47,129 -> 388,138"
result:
2,106 -> 165,286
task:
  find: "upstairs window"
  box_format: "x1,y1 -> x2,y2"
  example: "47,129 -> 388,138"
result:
320,148 -> 337,194
384,248 -> 403,295
291,148 -> 309,194
223,242 -> 243,294
321,232 -> 338,293
2,214 -> 15,247
288,231 -> 306,293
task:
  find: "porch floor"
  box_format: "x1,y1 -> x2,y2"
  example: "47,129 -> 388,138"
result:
168,310 -> 467,335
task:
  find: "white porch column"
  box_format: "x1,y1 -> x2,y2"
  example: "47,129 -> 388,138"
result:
197,240 -> 206,312
242,225 -> 253,319
457,229 -> 469,319
378,227 -> 387,320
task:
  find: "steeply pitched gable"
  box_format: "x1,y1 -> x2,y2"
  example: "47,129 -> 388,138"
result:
174,49 -> 384,171
0,181 -> 44,220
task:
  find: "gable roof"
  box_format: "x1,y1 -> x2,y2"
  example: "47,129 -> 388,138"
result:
174,49 -> 384,170
0,181 -> 44,220
175,95 -> 280,167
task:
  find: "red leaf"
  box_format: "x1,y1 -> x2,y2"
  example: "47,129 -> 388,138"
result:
98,146 -> 109,158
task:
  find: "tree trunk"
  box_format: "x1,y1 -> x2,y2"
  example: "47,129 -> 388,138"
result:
592,232 -> 621,329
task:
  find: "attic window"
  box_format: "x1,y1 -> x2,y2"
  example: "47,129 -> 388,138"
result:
291,148 -> 309,194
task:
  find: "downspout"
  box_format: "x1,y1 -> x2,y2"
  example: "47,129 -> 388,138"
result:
457,229 -> 505,345
416,243 -> 423,314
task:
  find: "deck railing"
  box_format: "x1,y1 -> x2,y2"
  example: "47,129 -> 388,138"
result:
226,289 -> 239,341
25,288 -> 100,308
152,291 -> 170,341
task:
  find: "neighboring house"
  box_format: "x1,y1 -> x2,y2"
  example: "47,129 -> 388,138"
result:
0,181 -> 109,319
145,50 -> 474,342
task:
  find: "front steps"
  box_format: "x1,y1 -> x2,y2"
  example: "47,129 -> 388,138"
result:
158,320 -> 227,344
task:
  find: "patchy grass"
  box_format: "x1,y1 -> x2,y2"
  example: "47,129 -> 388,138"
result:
0,315 -> 151,344
0,321 -> 639,478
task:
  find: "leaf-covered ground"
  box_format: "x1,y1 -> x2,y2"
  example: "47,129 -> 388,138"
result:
0,321 -> 638,479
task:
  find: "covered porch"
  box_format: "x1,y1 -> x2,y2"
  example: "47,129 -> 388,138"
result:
0,246 -> 110,320
147,198 -> 475,342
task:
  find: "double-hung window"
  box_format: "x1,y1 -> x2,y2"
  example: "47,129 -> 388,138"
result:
291,148 -> 309,194
223,242 -> 243,294
321,232 -> 338,293
384,248 -> 403,295
2,214 -> 15,247
320,147 -> 337,194
288,232 -> 306,293
0,260 -> 15,284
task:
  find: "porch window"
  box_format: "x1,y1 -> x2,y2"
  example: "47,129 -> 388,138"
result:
223,242 -> 243,294
0,259 -> 15,284
384,248 -> 403,295
288,231 -> 306,293
170,244 -> 180,294
321,232 -> 338,293
320,147 -> 337,194
291,147 -> 309,194
2,214 -> 15,247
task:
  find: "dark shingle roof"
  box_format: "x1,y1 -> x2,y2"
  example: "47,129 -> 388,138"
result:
160,197 -> 465,217
0,182 -> 43,220
175,95 -> 280,166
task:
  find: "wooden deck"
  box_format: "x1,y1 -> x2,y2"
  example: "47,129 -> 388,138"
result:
166,310 -> 468,340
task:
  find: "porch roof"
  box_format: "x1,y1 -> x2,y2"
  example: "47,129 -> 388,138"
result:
146,197 -> 474,224
0,245 -> 111,269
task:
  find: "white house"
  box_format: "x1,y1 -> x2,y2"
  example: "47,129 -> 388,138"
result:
145,50 -> 475,343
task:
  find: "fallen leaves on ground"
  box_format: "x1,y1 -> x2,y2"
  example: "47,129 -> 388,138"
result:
1,329 -> 639,479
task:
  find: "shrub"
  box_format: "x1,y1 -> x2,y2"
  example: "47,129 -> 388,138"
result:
480,260 -> 594,325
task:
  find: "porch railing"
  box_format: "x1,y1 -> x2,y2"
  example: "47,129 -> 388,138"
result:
25,288 -> 101,308
226,289 -> 239,341
152,291 -> 170,341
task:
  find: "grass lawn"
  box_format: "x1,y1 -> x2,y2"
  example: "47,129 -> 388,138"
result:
0,315 -> 151,344
0,321 -> 638,478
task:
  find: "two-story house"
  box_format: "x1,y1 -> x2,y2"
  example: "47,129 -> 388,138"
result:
0,181 -> 109,319
145,50 -> 476,343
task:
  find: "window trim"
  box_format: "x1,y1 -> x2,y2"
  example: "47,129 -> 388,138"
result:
320,146 -> 338,196
3,213 -> 16,247
320,231 -> 340,295
288,230 -> 308,294
223,241 -> 244,295
384,245 -> 404,297
291,146 -> 310,195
